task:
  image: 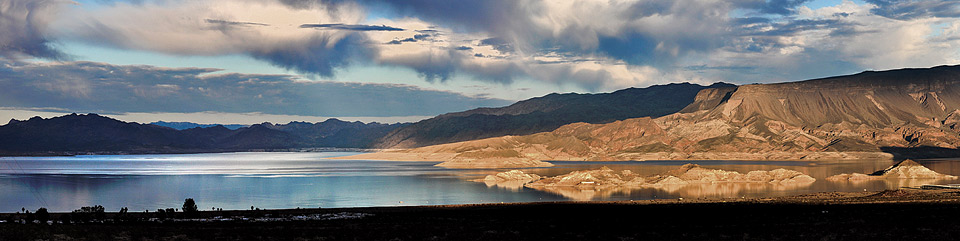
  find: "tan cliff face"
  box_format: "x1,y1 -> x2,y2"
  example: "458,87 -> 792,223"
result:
344,65 -> 960,167
712,80 -> 960,128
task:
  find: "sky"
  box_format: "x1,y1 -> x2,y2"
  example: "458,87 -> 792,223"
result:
1,0 -> 959,124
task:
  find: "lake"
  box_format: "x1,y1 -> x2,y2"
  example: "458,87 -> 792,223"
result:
2,152 -> 959,212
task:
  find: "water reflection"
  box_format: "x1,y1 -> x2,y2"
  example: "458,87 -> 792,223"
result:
528,181 -> 817,201
483,180 -> 530,191
476,159 -> 960,201
2,153 -> 960,212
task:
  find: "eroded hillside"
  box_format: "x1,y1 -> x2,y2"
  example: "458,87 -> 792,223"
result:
340,65 -> 960,167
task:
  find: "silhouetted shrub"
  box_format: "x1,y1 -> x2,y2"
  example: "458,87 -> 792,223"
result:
116,207 -> 129,222
71,205 -> 105,222
182,198 -> 198,216
35,208 -> 49,224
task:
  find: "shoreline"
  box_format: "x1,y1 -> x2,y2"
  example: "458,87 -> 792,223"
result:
3,188 -> 959,216
4,189 -> 960,240
327,150 -> 897,163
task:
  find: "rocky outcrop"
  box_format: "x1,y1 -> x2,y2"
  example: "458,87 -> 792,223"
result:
525,167 -> 645,188
646,164 -> 817,186
827,160 -> 958,181
945,110 -> 960,132
483,170 -> 542,183
479,170 -> 543,190
526,164 -> 816,189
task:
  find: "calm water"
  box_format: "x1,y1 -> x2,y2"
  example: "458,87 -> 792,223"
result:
1,152 -> 959,212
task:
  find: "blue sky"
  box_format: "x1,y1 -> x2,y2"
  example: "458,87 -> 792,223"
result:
1,0 -> 959,124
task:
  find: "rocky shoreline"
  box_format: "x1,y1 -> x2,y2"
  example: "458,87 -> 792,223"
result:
828,159 -> 959,181
331,150 -> 894,168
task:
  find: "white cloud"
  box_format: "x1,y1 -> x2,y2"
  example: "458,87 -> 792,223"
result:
3,0 -> 959,95
0,60 -> 512,117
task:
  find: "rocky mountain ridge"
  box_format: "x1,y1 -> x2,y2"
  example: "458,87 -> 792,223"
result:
149,121 -> 248,130
344,65 -> 960,167
374,82 -> 735,148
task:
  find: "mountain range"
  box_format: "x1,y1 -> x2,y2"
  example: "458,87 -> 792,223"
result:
0,82 -> 734,155
340,65 -> 960,168
375,82 -> 735,148
6,65 -> 960,160
0,114 -> 406,155
149,121 -> 248,130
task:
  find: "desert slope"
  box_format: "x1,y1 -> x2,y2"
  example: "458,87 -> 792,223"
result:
374,82 -> 734,148
342,65 -> 960,167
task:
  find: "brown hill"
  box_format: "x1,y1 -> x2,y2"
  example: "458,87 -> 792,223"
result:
374,82 -> 735,148
341,65 -> 960,167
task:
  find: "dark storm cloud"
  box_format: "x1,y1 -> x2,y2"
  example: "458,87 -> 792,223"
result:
865,0 -> 960,20
300,23 -> 404,31
413,34 -> 431,40
478,37 -> 514,54
386,50 -> 461,83
0,0 -> 67,60
379,47 -> 526,84
0,61 -> 512,117
252,33 -> 375,77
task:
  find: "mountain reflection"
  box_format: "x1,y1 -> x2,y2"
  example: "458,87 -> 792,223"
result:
528,182 -> 816,201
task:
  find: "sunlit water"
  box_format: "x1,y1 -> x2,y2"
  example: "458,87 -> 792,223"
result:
1,152 -> 959,212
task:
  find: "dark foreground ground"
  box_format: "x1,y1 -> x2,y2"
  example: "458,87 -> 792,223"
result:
3,189 -> 960,241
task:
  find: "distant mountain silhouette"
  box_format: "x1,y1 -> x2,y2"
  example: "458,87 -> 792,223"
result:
374,82 -> 736,148
261,119 -> 407,148
150,121 -> 248,130
0,114 -> 407,155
